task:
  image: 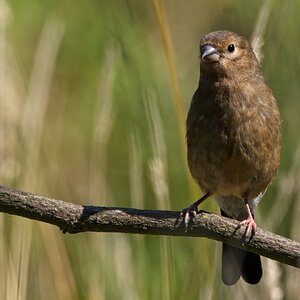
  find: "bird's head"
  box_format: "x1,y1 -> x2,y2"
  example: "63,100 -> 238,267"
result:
199,31 -> 260,79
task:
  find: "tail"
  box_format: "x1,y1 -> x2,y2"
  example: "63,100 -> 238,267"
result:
221,210 -> 262,285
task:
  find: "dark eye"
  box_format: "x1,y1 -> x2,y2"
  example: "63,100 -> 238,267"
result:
227,44 -> 235,52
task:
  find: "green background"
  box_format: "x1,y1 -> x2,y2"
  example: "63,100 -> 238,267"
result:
0,0 -> 299,299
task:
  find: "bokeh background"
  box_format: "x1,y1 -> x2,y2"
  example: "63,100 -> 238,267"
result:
0,0 -> 299,299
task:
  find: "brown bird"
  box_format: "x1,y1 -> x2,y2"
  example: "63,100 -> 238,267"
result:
183,30 -> 281,285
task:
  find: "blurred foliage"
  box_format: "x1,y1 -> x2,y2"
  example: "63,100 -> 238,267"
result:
0,0 -> 299,299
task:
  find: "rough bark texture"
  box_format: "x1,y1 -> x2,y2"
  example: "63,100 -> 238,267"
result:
0,185 -> 299,268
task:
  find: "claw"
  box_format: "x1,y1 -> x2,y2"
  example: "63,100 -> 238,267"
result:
177,193 -> 211,232
180,204 -> 199,232
238,198 -> 257,240
239,215 -> 257,240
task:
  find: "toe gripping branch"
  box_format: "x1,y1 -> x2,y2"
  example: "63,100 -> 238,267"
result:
239,199 -> 257,241
178,192 -> 211,232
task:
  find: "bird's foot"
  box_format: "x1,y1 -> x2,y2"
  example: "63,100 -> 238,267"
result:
179,204 -> 199,232
239,215 -> 257,240
177,193 -> 211,232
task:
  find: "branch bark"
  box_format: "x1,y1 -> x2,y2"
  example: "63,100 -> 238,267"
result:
0,185 -> 299,268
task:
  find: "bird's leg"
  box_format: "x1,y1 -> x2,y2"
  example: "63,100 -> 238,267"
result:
239,199 -> 257,239
179,192 -> 211,231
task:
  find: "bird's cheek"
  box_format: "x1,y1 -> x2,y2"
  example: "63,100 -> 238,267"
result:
219,59 -> 231,72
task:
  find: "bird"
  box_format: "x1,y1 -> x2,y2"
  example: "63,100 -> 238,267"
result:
182,30 -> 281,285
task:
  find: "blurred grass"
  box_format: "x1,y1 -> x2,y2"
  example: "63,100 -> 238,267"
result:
0,0 -> 299,299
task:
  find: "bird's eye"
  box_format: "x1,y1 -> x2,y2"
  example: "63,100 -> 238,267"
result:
227,44 -> 235,53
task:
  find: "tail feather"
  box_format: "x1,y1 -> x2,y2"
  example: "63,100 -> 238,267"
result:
242,250 -> 262,284
221,210 -> 262,285
222,243 -> 244,285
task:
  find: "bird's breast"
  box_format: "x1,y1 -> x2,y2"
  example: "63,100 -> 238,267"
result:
187,81 -> 280,199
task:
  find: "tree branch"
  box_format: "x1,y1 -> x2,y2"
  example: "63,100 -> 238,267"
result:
0,185 -> 299,268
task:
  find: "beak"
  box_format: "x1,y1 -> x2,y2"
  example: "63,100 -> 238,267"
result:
201,45 -> 220,62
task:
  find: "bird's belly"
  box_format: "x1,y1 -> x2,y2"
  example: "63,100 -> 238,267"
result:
187,99 -> 280,200
188,138 -> 270,199
213,155 -> 256,197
